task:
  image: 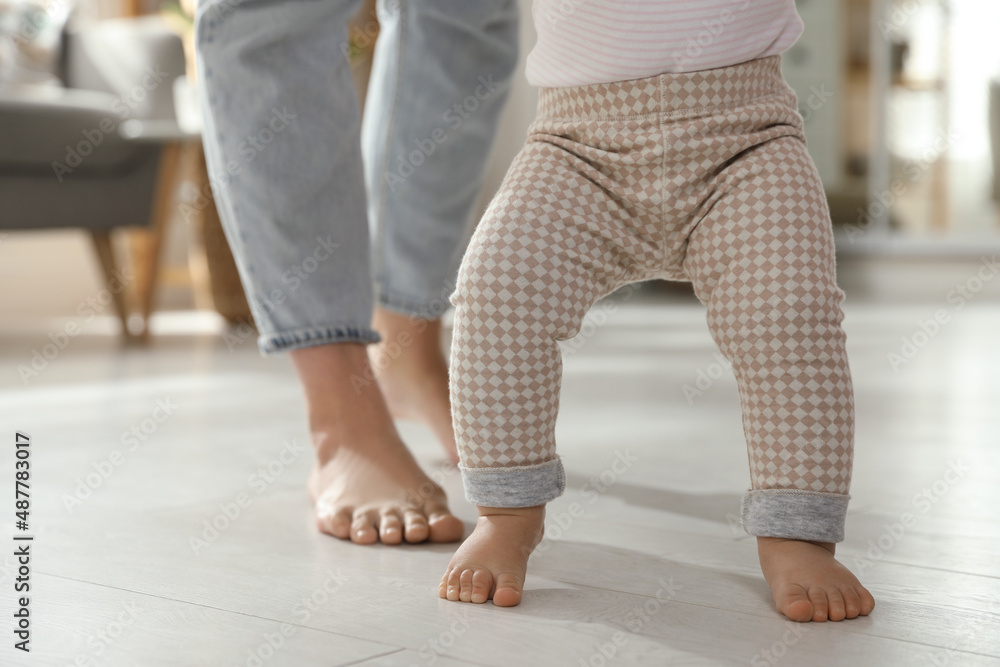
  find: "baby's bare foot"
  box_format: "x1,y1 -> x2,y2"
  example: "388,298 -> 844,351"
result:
370,308 -> 459,463
439,506 -> 545,606
757,537 -> 876,622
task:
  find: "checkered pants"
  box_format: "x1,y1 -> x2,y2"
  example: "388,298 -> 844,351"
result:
449,56 -> 854,543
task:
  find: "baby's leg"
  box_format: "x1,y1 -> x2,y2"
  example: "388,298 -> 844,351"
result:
684,134 -> 874,622
441,133 -> 655,605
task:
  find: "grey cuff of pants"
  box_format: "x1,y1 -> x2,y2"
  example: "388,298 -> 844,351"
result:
460,458 -> 566,508
741,489 -> 850,543
258,325 -> 381,355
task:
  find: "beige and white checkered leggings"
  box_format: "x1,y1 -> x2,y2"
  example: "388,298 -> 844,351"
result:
449,56 -> 854,542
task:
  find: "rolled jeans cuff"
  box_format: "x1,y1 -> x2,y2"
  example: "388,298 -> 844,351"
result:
377,290 -> 453,321
741,489 -> 849,543
258,325 -> 381,355
460,458 -> 566,508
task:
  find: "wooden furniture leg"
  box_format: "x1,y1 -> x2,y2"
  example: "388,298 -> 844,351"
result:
189,143 -> 253,324
135,142 -> 181,341
181,143 -> 215,312
89,230 -> 135,341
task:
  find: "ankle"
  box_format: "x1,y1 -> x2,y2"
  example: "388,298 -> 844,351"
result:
290,343 -> 394,427
308,424 -> 348,463
307,408 -> 402,457
292,344 -> 378,403
475,506 -> 546,557
372,308 -> 443,351
757,536 -> 836,556
477,505 -> 546,522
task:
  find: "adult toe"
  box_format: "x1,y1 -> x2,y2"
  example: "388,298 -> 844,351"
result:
350,509 -> 379,545
316,504 -> 353,539
403,509 -> 430,543
379,508 -> 404,545
426,505 -> 465,543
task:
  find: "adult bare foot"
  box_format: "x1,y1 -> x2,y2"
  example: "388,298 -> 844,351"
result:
368,307 -> 459,463
439,505 -> 545,607
757,537 -> 876,622
292,344 -> 464,545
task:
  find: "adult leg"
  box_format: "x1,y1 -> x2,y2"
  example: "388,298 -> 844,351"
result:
195,0 -> 461,544
361,0 -> 519,462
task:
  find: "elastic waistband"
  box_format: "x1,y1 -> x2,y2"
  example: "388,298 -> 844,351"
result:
536,55 -> 788,120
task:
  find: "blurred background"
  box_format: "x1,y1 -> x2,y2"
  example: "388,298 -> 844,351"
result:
2,0 -> 1000,345
3,4 -> 1000,662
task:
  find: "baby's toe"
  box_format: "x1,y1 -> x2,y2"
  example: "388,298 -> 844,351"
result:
438,569 -> 450,599
826,587 -> 847,621
446,566 -> 463,602
808,586 -> 829,622
841,586 -> 862,619
857,585 -> 876,615
459,569 -> 475,602
471,570 -> 493,604
778,584 -> 813,623
491,572 -> 524,608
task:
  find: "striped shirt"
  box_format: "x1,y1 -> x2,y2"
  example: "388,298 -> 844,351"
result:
525,0 -> 803,87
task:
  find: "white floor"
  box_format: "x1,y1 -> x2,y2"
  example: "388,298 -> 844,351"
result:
1,298 -> 999,667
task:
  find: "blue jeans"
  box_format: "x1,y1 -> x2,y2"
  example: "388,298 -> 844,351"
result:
195,0 -> 519,353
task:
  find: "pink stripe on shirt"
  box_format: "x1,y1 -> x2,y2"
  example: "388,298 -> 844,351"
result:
526,0 -> 803,87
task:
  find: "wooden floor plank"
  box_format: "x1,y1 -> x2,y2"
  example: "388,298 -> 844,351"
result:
2,302 -> 1000,665
0,573 -> 399,667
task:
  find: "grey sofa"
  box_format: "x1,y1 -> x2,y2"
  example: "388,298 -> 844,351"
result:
0,16 -> 187,338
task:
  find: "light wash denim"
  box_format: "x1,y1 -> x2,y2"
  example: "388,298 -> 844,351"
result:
195,0 -> 519,353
